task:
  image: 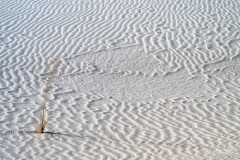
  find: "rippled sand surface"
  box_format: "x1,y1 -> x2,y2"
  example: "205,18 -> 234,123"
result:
0,0 -> 240,159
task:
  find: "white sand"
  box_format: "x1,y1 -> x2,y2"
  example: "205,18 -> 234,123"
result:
0,0 -> 240,159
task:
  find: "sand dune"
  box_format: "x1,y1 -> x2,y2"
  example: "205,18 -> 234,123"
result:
0,0 -> 240,159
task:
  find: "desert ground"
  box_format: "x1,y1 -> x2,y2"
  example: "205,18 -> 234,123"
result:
0,0 -> 240,159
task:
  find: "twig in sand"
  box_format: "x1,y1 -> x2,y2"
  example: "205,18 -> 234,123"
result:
34,58 -> 61,134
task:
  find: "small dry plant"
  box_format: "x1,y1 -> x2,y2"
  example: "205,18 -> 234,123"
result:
35,107 -> 48,134
34,58 -> 61,134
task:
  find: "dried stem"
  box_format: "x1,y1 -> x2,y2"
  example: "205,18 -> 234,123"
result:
35,58 -> 61,134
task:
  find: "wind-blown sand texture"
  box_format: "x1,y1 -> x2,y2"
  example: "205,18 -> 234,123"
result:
1,0 -> 240,159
